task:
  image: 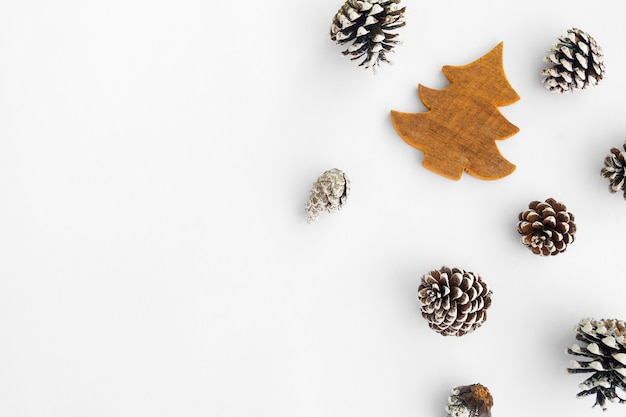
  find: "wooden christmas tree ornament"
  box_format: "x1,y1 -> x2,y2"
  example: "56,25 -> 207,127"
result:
390,42 -> 520,180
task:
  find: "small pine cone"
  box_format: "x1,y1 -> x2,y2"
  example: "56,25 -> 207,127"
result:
567,318 -> 626,410
601,143 -> 626,199
330,0 -> 406,71
417,266 -> 492,337
517,198 -> 576,256
446,384 -> 493,417
305,168 -> 350,223
541,28 -> 605,93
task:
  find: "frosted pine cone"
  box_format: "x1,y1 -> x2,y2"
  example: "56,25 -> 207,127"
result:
542,28 -> 605,93
330,0 -> 406,71
601,143 -> 626,199
446,384 -> 493,417
417,267 -> 492,337
305,168 -> 350,223
517,198 -> 576,256
567,318 -> 626,410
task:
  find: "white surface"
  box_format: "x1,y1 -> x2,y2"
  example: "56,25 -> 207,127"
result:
1,1 -> 625,416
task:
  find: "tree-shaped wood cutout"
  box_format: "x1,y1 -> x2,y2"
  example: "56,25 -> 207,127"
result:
391,42 -> 520,180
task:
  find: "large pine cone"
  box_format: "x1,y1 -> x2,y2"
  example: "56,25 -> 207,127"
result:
567,318 -> 626,410
305,168 -> 350,223
541,28 -> 605,93
418,267 -> 492,337
330,0 -> 406,71
601,143 -> 626,199
517,198 -> 576,256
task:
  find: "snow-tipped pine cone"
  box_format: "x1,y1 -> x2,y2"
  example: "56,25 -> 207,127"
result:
330,0 -> 406,70
567,318 -> 626,410
517,198 -> 576,256
446,383 -> 493,417
305,168 -> 350,223
541,28 -> 605,93
418,266 -> 492,337
601,143 -> 626,199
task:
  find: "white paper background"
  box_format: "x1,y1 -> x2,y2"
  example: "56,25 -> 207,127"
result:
1,1 -> 626,416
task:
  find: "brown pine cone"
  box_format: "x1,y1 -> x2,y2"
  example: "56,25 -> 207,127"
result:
567,318 -> 626,410
330,0 -> 406,71
446,384 -> 493,417
418,266 -> 492,337
541,28 -> 605,93
517,198 -> 576,256
601,143 -> 626,199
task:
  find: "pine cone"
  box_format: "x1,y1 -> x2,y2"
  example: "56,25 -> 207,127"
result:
541,28 -> 605,93
305,168 -> 350,223
417,266 -> 492,337
601,143 -> 626,199
330,0 -> 406,71
517,198 -> 576,256
567,318 -> 626,410
446,384 -> 493,417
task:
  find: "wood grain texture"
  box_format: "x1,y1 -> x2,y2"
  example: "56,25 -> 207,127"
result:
391,42 -> 520,180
